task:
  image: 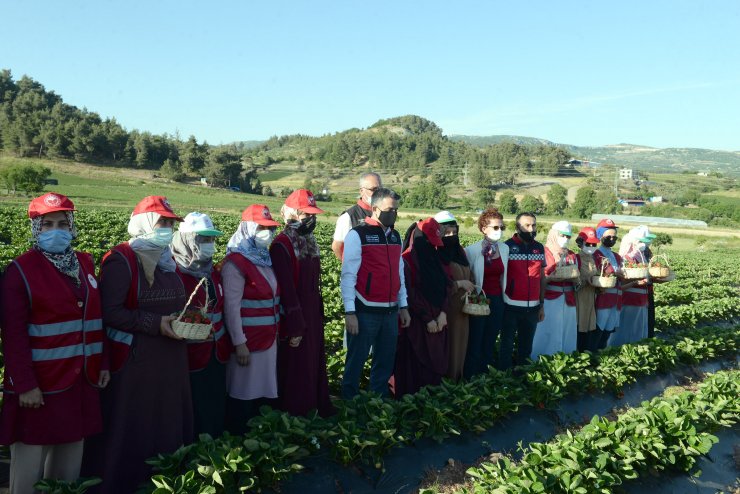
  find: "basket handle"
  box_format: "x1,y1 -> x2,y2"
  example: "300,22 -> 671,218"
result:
176,277 -> 209,322
648,253 -> 670,268
464,288 -> 488,303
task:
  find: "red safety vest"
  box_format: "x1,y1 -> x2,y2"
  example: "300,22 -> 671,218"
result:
101,243 -> 139,372
9,249 -> 104,393
504,235 -> 545,308
621,253 -> 649,307
544,248 -> 579,306
223,253 -> 280,352
352,218 -> 403,311
176,268 -> 232,371
592,248 -> 623,310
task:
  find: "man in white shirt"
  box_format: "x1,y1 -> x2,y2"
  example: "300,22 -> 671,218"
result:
331,172 -> 382,259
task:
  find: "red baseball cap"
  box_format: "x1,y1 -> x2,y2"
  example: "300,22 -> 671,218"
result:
28,192 -> 76,219
418,218 -> 444,247
284,189 -> 324,214
577,227 -> 599,244
132,196 -> 183,221
241,204 -> 280,226
595,218 -> 619,230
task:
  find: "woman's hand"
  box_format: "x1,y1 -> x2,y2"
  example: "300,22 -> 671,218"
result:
235,343 -> 251,366
289,336 -> 302,348
456,280 -> 475,293
98,370 -> 111,388
436,311 -> 447,330
19,387 -> 44,408
426,319 -> 439,333
160,315 -> 182,340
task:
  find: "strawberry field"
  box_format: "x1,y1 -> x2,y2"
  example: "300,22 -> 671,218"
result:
0,206 -> 739,493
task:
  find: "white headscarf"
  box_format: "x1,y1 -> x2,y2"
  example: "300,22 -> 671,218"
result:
226,221 -> 272,266
619,227 -> 647,263
127,212 -> 176,286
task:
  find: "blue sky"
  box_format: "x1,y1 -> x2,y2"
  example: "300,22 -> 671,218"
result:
2,1 -> 739,150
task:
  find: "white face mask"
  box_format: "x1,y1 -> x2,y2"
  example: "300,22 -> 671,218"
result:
142,227 -> 173,247
557,236 -> 570,248
583,246 -> 597,255
254,229 -> 273,249
486,230 -> 502,242
198,242 -> 216,259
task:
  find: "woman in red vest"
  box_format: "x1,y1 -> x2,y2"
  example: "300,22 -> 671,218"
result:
0,192 -> 109,494
222,204 -> 281,434
171,212 -> 231,437
270,190 -> 333,417
81,196 -> 191,494
531,221 -> 580,359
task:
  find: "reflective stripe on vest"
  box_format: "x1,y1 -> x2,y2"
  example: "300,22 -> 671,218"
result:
240,297 -> 281,309
28,318 -> 102,337
107,327 -> 134,345
241,314 -> 280,326
624,287 -> 648,294
32,344 -> 84,361
604,288 -> 619,294
207,312 -> 222,324
546,284 -> 575,292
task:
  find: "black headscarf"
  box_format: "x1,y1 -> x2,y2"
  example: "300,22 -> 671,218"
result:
437,223 -> 469,267
409,226 -> 448,308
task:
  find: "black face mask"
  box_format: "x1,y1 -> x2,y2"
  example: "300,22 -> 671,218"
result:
601,236 -> 617,248
295,215 -> 316,235
377,210 -> 397,229
517,230 -> 536,243
441,235 -> 460,250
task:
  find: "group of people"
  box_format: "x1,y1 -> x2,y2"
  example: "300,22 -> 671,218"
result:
0,190 -> 332,493
0,173 -> 664,493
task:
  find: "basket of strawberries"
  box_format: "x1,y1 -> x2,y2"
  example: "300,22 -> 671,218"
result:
550,261 -> 579,281
172,277 -> 213,340
648,254 -> 672,279
591,259 -> 617,288
462,290 -> 491,316
622,260 -> 649,280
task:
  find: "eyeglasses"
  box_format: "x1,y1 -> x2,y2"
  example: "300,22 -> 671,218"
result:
362,186 -> 380,193
485,225 -> 505,231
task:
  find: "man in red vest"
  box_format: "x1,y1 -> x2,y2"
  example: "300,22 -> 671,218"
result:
340,187 -> 411,398
500,212 -> 547,369
331,172 -> 382,259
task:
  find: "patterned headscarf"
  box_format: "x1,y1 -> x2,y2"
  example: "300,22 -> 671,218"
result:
280,205 -> 320,260
619,227 -> 648,264
226,221 -> 272,266
31,211 -> 80,286
545,226 -> 567,265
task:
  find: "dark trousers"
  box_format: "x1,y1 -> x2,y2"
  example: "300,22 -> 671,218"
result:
579,329 -> 603,352
647,290 -> 656,338
341,310 -> 399,399
500,305 -> 539,370
464,294 -> 504,378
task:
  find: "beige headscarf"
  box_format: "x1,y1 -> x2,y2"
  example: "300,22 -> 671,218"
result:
127,212 -> 176,286
545,227 -> 567,265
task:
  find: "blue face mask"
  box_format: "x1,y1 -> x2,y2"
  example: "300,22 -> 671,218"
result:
144,227 -> 174,247
38,229 -> 73,253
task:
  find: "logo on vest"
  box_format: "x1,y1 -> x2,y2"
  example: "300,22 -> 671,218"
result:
510,245 -> 520,253
365,234 -> 380,243
87,273 -> 98,289
533,249 -> 541,254
44,194 -> 62,207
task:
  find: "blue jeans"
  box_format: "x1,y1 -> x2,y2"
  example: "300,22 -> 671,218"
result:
500,305 -> 539,370
341,310 -> 399,399
464,294 -> 504,378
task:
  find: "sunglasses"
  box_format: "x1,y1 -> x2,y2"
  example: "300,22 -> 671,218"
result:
486,225 -> 505,231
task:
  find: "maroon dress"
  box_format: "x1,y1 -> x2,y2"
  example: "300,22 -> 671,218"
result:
0,261 -> 103,446
269,235 -> 333,417
392,252 -> 451,398
81,253 -> 192,494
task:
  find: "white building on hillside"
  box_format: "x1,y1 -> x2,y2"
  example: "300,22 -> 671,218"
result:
619,168 -> 638,180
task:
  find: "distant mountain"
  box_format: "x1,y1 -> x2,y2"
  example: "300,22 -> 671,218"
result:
451,135 -> 740,175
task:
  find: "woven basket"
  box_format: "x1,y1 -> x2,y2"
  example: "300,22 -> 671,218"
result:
591,260 -> 617,288
648,254 -> 672,279
172,277 -> 213,340
550,263 -> 579,281
622,266 -> 648,280
462,290 -> 491,316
